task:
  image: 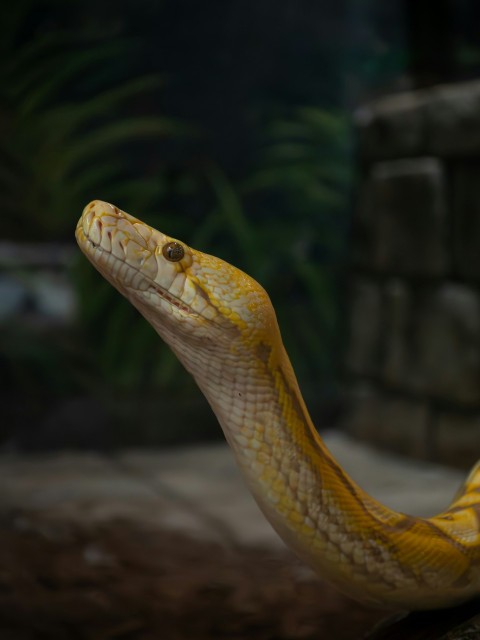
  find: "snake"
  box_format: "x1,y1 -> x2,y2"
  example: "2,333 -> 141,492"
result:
76,200 -> 480,611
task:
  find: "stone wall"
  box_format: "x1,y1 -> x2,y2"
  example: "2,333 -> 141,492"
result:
344,79 -> 480,468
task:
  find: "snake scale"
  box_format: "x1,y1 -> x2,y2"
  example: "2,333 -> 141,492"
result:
76,200 -> 480,610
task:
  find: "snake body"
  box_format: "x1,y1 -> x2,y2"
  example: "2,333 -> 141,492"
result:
76,200 -> 480,610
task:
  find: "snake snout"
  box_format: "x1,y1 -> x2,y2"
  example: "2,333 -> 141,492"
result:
78,201 -> 164,286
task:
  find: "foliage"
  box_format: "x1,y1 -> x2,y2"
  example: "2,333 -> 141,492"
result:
71,107 -> 352,398
0,0 -> 195,397
209,107 -> 352,396
0,5 -> 194,241
1,1 -> 352,419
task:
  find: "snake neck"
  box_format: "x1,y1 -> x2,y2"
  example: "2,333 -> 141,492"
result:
171,328 -> 379,579
167,327 -> 480,609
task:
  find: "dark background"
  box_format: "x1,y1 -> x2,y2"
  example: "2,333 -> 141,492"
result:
1,0 -> 479,450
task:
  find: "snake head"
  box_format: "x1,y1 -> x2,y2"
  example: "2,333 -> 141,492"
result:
76,201 -> 276,350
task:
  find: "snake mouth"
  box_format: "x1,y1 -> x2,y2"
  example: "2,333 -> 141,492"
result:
78,228 -> 197,317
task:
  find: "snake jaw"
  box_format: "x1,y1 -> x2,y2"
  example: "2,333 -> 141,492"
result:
76,201 -> 241,340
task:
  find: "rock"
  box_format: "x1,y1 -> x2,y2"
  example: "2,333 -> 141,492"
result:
343,383 -> 380,443
452,162 -> 480,280
426,79 -> 480,156
355,91 -> 428,160
344,384 -> 429,458
382,284 -> 480,406
348,79 -> 480,466
345,278 -> 383,376
377,394 -> 429,458
358,158 -> 448,275
382,279 -> 412,388
436,410 -> 480,468
355,79 -> 480,160
414,285 -> 480,405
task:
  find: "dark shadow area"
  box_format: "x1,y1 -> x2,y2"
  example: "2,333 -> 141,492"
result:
366,598 -> 480,640
0,515 -> 384,640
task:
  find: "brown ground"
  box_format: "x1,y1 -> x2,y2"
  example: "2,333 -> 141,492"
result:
0,515 -> 386,640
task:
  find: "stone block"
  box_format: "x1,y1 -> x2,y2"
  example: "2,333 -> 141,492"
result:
356,79 -> 480,159
382,279 -> 411,388
358,158 -> 448,275
383,284 -> 480,405
380,283 -> 480,405
377,394 -> 429,458
344,278 -> 382,376
343,383 -> 379,442
436,411 -> 480,468
344,384 -> 429,458
426,80 -> 480,156
415,285 -> 480,405
355,78 -> 480,158
354,90 -> 428,160
452,162 -> 480,280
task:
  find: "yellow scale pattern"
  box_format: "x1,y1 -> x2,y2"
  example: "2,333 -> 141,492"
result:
76,200 -> 480,610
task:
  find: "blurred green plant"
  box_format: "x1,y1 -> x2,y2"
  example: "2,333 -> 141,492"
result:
1,1 -> 352,435
0,0 -> 197,401
0,2 -> 192,241
208,107 -> 352,398
73,106 -> 352,401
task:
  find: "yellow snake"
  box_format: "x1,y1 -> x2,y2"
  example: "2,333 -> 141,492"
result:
76,200 -> 480,610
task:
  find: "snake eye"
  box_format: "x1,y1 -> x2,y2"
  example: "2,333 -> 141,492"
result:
162,241 -> 185,262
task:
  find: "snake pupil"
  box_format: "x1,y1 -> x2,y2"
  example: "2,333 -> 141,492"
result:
162,241 -> 184,262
